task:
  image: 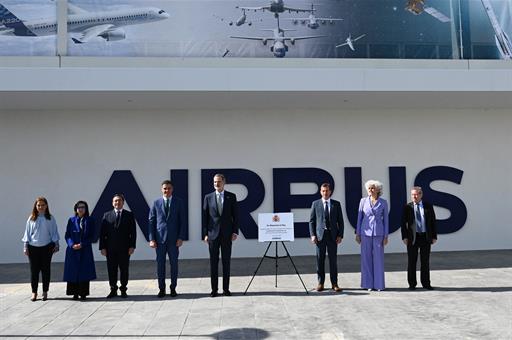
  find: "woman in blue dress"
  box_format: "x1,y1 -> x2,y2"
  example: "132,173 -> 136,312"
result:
63,201 -> 97,300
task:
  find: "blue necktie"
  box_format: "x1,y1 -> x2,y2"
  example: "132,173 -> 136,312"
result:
415,204 -> 423,232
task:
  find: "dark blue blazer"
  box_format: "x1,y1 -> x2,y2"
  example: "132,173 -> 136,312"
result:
148,196 -> 186,244
309,199 -> 345,241
63,216 -> 97,282
202,191 -> 239,241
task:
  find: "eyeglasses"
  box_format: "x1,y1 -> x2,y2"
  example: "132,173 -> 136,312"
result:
77,206 -> 86,210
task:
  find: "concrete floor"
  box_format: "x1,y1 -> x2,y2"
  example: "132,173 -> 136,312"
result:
1,250 -> 511,340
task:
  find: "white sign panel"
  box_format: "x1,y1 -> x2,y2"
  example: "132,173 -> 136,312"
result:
258,213 -> 294,242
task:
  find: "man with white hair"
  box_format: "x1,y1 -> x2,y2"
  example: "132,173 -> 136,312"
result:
401,186 -> 437,290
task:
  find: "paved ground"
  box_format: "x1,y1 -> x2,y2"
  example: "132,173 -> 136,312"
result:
1,250 -> 511,340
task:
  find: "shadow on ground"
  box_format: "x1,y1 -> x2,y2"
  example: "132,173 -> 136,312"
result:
1,249 -> 510,284
0,327 -> 271,338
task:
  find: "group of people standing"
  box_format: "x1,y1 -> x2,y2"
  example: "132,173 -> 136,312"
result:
22,174 -> 437,301
309,180 -> 438,292
22,174 -> 239,301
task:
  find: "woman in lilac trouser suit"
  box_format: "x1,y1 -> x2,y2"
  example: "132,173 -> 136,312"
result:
356,180 -> 389,291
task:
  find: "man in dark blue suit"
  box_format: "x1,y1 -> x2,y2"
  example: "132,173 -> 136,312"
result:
148,180 -> 186,298
202,174 -> 239,297
309,183 -> 344,292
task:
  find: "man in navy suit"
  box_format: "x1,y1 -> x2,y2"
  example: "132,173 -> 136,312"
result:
401,186 -> 437,290
309,183 -> 344,292
202,174 -> 239,297
148,180 -> 186,298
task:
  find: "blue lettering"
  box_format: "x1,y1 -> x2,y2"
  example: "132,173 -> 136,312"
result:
415,166 -> 467,234
201,169 -> 265,239
273,168 -> 335,238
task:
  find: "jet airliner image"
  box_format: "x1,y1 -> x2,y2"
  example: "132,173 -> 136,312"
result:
0,2 -> 169,43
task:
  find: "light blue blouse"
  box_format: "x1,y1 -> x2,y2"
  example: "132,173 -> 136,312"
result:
21,215 -> 60,250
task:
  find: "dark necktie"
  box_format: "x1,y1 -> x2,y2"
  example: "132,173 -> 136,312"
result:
164,199 -> 170,218
324,201 -> 330,228
115,211 -> 121,228
415,204 -> 423,232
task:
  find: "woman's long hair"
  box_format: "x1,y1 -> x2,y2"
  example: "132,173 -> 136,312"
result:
30,197 -> 52,221
73,200 -> 90,217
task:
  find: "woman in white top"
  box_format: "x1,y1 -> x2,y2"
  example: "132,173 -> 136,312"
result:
22,197 -> 60,301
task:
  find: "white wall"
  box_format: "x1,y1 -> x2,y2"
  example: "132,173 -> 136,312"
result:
1,109 -> 510,263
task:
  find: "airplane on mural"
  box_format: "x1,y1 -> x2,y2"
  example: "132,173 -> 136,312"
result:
214,9 -> 262,27
230,19 -> 325,57
335,33 -> 366,51
0,2 -> 169,43
282,4 -> 343,29
481,0 -> 512,59
405,0 -> 451,22
236,0 -> 314,18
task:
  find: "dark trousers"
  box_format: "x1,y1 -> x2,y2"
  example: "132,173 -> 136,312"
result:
407,233 -> 431,287
316,231 -> 338,285
208,236 -> 232,292
27,243 -> 54,293
106,249 -> 130,292
155,241 -> 179,291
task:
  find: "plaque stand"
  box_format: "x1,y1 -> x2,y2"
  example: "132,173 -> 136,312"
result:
243,241 -> 309,295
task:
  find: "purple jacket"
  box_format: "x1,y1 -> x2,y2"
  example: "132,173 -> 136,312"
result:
356,196 -> 389,237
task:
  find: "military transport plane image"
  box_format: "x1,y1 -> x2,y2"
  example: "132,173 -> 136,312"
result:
230,20 -> 325,57
283,14 -> 343,29
236,0 -> 314,18
214,8 -> 262,27
0,2 -> 169,43
282,4 -> 343,29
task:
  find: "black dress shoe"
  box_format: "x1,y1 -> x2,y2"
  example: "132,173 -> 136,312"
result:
107,291 -> 118,299
170,289 -> 177,297
157,290 -> 166,298
408,286 -> 416,291
72,294 -> 79,300
121,291 -> 128,298
80,295 -> 86,300
424,286 -> 434,290
210,291 -> 218,297
223,290 -> 232,296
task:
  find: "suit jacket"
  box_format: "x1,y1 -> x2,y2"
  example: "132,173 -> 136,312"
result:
309,199 -> 344,241
401,201 -> 437,244
356,197 -> 389,237
202,191 -> 239,241
148,196 -> 186,244
99,209 -> 137,251
63,216 -> 97,282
